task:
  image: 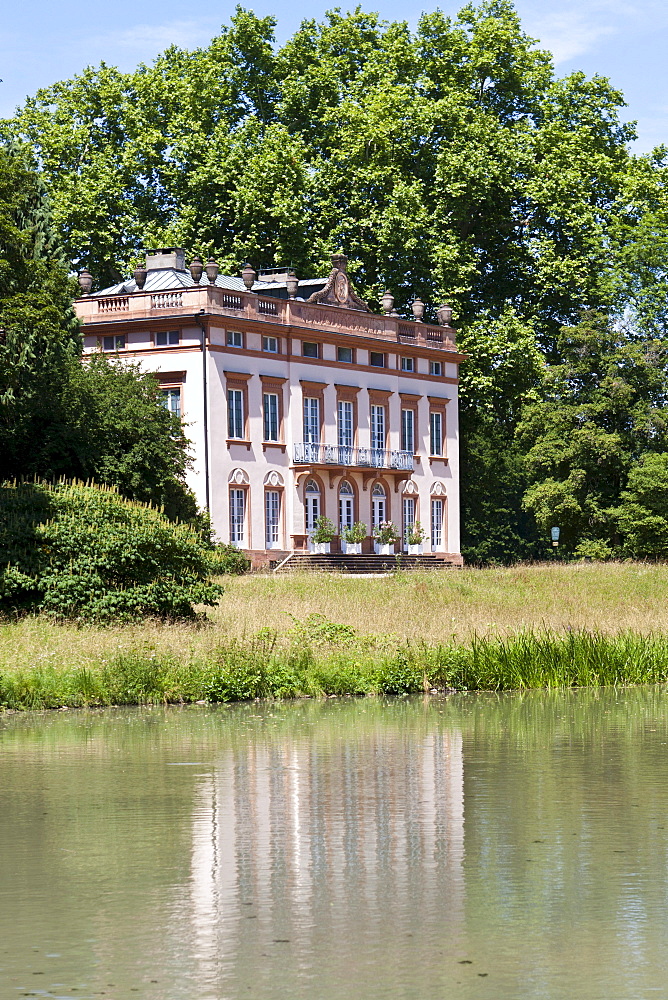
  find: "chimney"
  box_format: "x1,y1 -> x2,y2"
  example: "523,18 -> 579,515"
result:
145,248 -> 186,271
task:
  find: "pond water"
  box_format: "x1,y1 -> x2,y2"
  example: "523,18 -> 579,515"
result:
2,690 -> 668,999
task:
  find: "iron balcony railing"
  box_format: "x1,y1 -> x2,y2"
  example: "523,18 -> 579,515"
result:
294,442 -> 413,471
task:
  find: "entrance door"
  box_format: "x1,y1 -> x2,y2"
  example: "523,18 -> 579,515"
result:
372,483 -> 386,529
431,498 -> 443,549
339,481 -> 354,534
265,490 -> 281,548
402,496 -> 415,550
305,479 -> 320,534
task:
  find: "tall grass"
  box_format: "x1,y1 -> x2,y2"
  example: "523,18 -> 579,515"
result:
1,628 -> 667,711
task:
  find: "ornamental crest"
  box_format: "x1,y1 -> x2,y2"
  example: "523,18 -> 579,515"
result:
307,254 -> 369,312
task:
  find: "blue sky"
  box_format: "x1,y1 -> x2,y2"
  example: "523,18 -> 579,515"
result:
0,0 -> 664,153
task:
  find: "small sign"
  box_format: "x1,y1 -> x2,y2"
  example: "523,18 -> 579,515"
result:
550,527 -> 560,541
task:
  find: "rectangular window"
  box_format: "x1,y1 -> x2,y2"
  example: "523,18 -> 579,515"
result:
263,392 -> 279,442
265,490 -> 281,547
102,335 -> 125,351
371,404 -> 385,452
229,489 -> 245,544
429,360 -> 442,376
262,335 -> 278,353
156,330 -> 180,346
337,346 -> 353,363
303,341 -> 319,358
430,411 -> 443,456
338,400 -> 353,450
401,408 -> 414,454
228,388 -> 244,439
160,388 -> 181,419
227,330 -> 243,348
370,351 -> 385,368
400,356 -> 414,372
431,498 -> 444,548
303,397 -> 320,445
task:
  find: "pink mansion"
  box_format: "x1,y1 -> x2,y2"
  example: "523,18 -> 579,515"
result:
75,250 -> 463,567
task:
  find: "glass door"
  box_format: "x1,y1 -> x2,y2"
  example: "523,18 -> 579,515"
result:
402,496 -> 415,550
372,483 -> 386,529
431,498 -> 443,549
265,490 -> 281,548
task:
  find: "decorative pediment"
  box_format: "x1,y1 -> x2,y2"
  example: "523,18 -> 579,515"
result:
228,468 -> 250,485
402,480 -> 419,495
307,254 -> 369,312
264,470 -> 284,488
430,481 -> 447,496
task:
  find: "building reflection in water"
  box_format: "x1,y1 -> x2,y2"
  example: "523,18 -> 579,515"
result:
188,727 -> 465,995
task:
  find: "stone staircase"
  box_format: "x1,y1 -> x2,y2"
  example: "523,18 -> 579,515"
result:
273,552 -> 460,574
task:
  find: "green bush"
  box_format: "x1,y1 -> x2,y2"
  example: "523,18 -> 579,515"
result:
0,481 -> 223,622
209,542 -> 251,575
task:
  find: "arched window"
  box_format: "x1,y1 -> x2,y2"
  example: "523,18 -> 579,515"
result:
372,482 -> 386,528
305,479 -> 321,533
339,480 -> 354,533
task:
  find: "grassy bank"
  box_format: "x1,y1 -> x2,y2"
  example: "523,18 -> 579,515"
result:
3,627 -> 668,712
3,563 -> 668,711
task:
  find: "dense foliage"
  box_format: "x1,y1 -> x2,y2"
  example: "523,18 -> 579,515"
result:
3,1 -> 668,560
0,482 -> 222,622
0,145 -> 199,521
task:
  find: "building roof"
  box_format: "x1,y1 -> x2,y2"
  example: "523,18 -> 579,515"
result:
96,268 -> 326,301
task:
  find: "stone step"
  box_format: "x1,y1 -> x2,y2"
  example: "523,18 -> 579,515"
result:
274,553 -> 459,574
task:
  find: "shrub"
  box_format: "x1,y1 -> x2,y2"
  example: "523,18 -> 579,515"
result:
0,481 -> 223,622
341,521 -> 367,543
311,516 -> 336,543
209,543 -> 251,575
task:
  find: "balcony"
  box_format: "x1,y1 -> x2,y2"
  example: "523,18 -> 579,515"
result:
293,443 -> 413,471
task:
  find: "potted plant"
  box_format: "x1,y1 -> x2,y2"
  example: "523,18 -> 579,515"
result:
373,520 -> 400,555
341,521 -> 367,554
406,521 -> 426,555
310,515 -> 336,554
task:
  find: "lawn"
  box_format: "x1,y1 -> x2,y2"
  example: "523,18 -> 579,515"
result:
1,561 -> 666,674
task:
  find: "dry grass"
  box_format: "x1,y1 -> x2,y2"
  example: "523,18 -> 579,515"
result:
1,561 -> 667,673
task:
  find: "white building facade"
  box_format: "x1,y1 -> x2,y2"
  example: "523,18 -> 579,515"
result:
75,250 -> 464,567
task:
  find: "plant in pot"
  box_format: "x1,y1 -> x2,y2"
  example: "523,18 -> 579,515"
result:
406,521 -> 426,555
341,521 -> 367,554
310,515 -> 336,554
373,520 -> 400,555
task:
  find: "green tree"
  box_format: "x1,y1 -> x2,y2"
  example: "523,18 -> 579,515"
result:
518,313 -> 668,552
0,144 -> 82,475
616,453 -> 668,559
0,145 -> 198,522
62,354 -> 198,522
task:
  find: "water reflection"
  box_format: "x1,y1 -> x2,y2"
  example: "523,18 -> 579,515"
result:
185,719 -> 465,998
1,691 -> 668,999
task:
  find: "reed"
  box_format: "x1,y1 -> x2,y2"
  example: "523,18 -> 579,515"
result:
2,628 -> 668,711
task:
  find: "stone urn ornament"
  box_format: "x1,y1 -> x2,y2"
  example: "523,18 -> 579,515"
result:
133,265 -> 147,290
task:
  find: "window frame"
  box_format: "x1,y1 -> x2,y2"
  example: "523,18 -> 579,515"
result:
156,330 -> 180,347
401,407 -> 415,454
262,335 -> 279,353
400,356 -> 415,372
302,341 -> 320,359
369,351 -> 385,368
429,360 -> 443,377
227,329 -> 244,348
337,345 -> 354,364
225,371 -> 251,443
102,334 -> 126,351
263,391 -> 279,443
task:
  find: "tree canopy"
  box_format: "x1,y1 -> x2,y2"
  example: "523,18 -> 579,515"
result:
4,1 -> 668,560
